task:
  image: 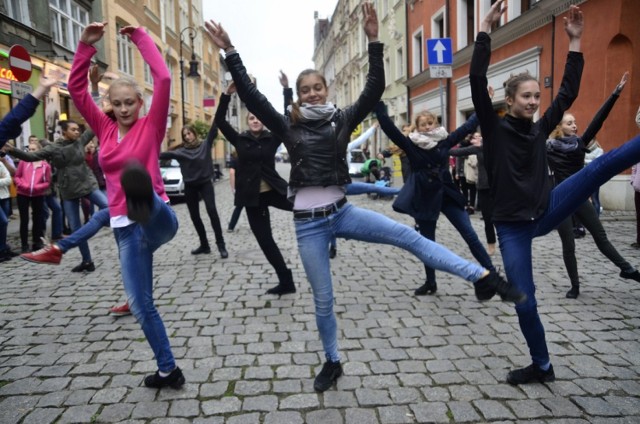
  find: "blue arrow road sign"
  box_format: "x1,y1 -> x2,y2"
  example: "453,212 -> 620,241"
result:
426,38 -> 453,65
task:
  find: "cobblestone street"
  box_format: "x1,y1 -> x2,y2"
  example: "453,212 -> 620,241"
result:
1,163 -> 639,423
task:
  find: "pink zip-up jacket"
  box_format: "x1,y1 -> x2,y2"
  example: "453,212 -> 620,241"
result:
14,160 -> 51,197
68,28 -> 170,218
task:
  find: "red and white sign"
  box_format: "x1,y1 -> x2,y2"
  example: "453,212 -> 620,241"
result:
8,45 -> 32,82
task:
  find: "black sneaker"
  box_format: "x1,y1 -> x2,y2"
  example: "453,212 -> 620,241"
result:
314,361 -> 342,392
475,271 -> 526,304
329,246 -> 337,259
217,244 -> 228,259
266,283 -> 296,296
121,163 -> 154,224
507,363 -> 555,385
414,281 -> 437,296
191,245 -> 211,255
144,367 -> 185,389
620,269 -> 640,282
72,261 -> 95,273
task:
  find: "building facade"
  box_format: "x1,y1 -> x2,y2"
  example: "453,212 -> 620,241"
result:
0,0 -> 225,164
405,0 -> 640,209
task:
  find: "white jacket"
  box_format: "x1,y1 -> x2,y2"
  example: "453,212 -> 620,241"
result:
0,161 -> 11,200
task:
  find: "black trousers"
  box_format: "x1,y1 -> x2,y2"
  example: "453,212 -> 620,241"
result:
184,180 -> 224,247
245,190 -> 292,274
17,194 -> 45,250
477,188 -> 496,245
557,200 -> 633,286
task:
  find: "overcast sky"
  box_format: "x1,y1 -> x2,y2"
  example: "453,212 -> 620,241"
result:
202,0 -> 339,108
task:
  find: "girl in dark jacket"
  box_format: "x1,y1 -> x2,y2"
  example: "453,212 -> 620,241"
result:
547,72 -> 640,299
375,103 -> 495,296
215,81 -> 295,295
471,1 -> 640,385
207,2 -> 522,393
159,124 -> 228,258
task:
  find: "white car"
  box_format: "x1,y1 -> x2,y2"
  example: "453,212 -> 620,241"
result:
160,159 -> 185,199
348,149 -> 367,178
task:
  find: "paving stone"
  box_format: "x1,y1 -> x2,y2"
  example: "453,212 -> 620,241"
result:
264,410 -> 304,424
227,412 -> 261,424
21,407 -> 63,424
345,407 -> 379,424
57,404 -> 101,424
0,396 -> 40,424
473,399 -> 516,420
377,405 -> 413,423
201,397 -> 242,415
305,409 -> 344,424
572,396 -> 622,416
410,402 -> 449,423
507,399 -> 552,419
90,387 -> 127,404
447,400 -> 482,423
97,403 -> 136,422
169,399 -> 201,417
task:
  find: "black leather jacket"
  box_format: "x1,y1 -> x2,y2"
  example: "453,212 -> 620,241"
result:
225,42 -> 385,188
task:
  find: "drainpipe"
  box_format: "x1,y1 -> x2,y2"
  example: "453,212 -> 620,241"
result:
405,1 -> 410,120
445,0 -> 451,131
550,15 -> 555,99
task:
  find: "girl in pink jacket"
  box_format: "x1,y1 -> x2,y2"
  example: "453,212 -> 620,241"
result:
14,140 -> 51,252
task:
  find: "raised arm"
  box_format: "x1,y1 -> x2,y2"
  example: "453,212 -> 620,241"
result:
204,20 -> 288,138
280,71 -> 294,116
7,143 -> 54,162
213,82 -> 240,146
0,73 -> 61,149
580,72 -> 627,145
443,114 -> 479,150
347,123 -> 378,151
374,102 -> 414,152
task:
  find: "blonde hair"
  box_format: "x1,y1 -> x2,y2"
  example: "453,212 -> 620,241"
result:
108,76 -> 143,101
549,112 -> 573,140
414,110 -> 438,128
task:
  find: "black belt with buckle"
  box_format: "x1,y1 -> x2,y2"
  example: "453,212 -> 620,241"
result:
293,197 -> 347,219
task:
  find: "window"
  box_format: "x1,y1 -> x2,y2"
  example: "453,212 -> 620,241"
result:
50,0 -> 89,50
521,0 -> 538,13
166,58 -> 174,98
432,11 -> 445,39
144,62 -> 153,86
395,46 -> 404,78
7,0 -> 30,25
164,0 -> 175,31
117,23 -> 134,75
384,56 -> 391,85
412,29 -> 423,76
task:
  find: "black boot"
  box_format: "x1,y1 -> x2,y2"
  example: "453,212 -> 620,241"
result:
566,284 -> 579,299
414,280 -> 437,296
191,245 -> 211,255
266,269 -> 296,295
217,243 -> 228,258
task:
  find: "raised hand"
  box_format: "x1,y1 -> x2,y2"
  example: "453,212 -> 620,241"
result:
119,25 -> 138,39
481,0 -> 506,33
279,70 -> 289,89
204,20 -> 233,51
362,2 -> 378,42
616,71 -> 629,92
81,22 -> 107,45
89,64 -> 104,86
563,5 -> 583,40
226,81 -> 236,95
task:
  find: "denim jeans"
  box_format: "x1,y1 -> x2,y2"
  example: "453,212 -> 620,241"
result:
416,196 -> 494,284
346,182 -> 400,196
0,197 -> 9,251
57,208 -> 110,253
62,190 -> 108,262
113,195 -> 178,372
294,202 -> 486,362
496,133 -> 640,368
42,194 -> 63,239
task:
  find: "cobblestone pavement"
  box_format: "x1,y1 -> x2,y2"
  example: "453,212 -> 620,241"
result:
1,163 -> 639,423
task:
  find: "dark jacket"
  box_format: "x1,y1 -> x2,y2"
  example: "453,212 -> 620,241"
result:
214,93 -> 288,208
376,102 -> 478,221
11,130 -> 99,200
224,42 -> 385,188
470,31 -> 584,222
0,94 -> 39,149
547,87 -> 621,185
159,123 -> 217,185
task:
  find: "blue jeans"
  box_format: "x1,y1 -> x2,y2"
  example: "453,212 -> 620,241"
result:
62,190 -> 108,262
496,133 -> 640,368
417,196 -> 494,283
42,194 -> 63,239
294,202 -> 486,362
346,182 -> 400,196
113,195 -> 178,372
0,198 -> 10,251
57,208 -> 110,253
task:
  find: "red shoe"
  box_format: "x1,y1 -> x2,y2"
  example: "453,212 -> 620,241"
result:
20,244 -> 62,265
110,302 -> 131,316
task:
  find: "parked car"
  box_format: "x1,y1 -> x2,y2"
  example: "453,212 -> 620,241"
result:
160,158 -> 185,199
348,149 -> 367,178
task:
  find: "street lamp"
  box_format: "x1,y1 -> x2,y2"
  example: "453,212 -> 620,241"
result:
179,26 -> 200,127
